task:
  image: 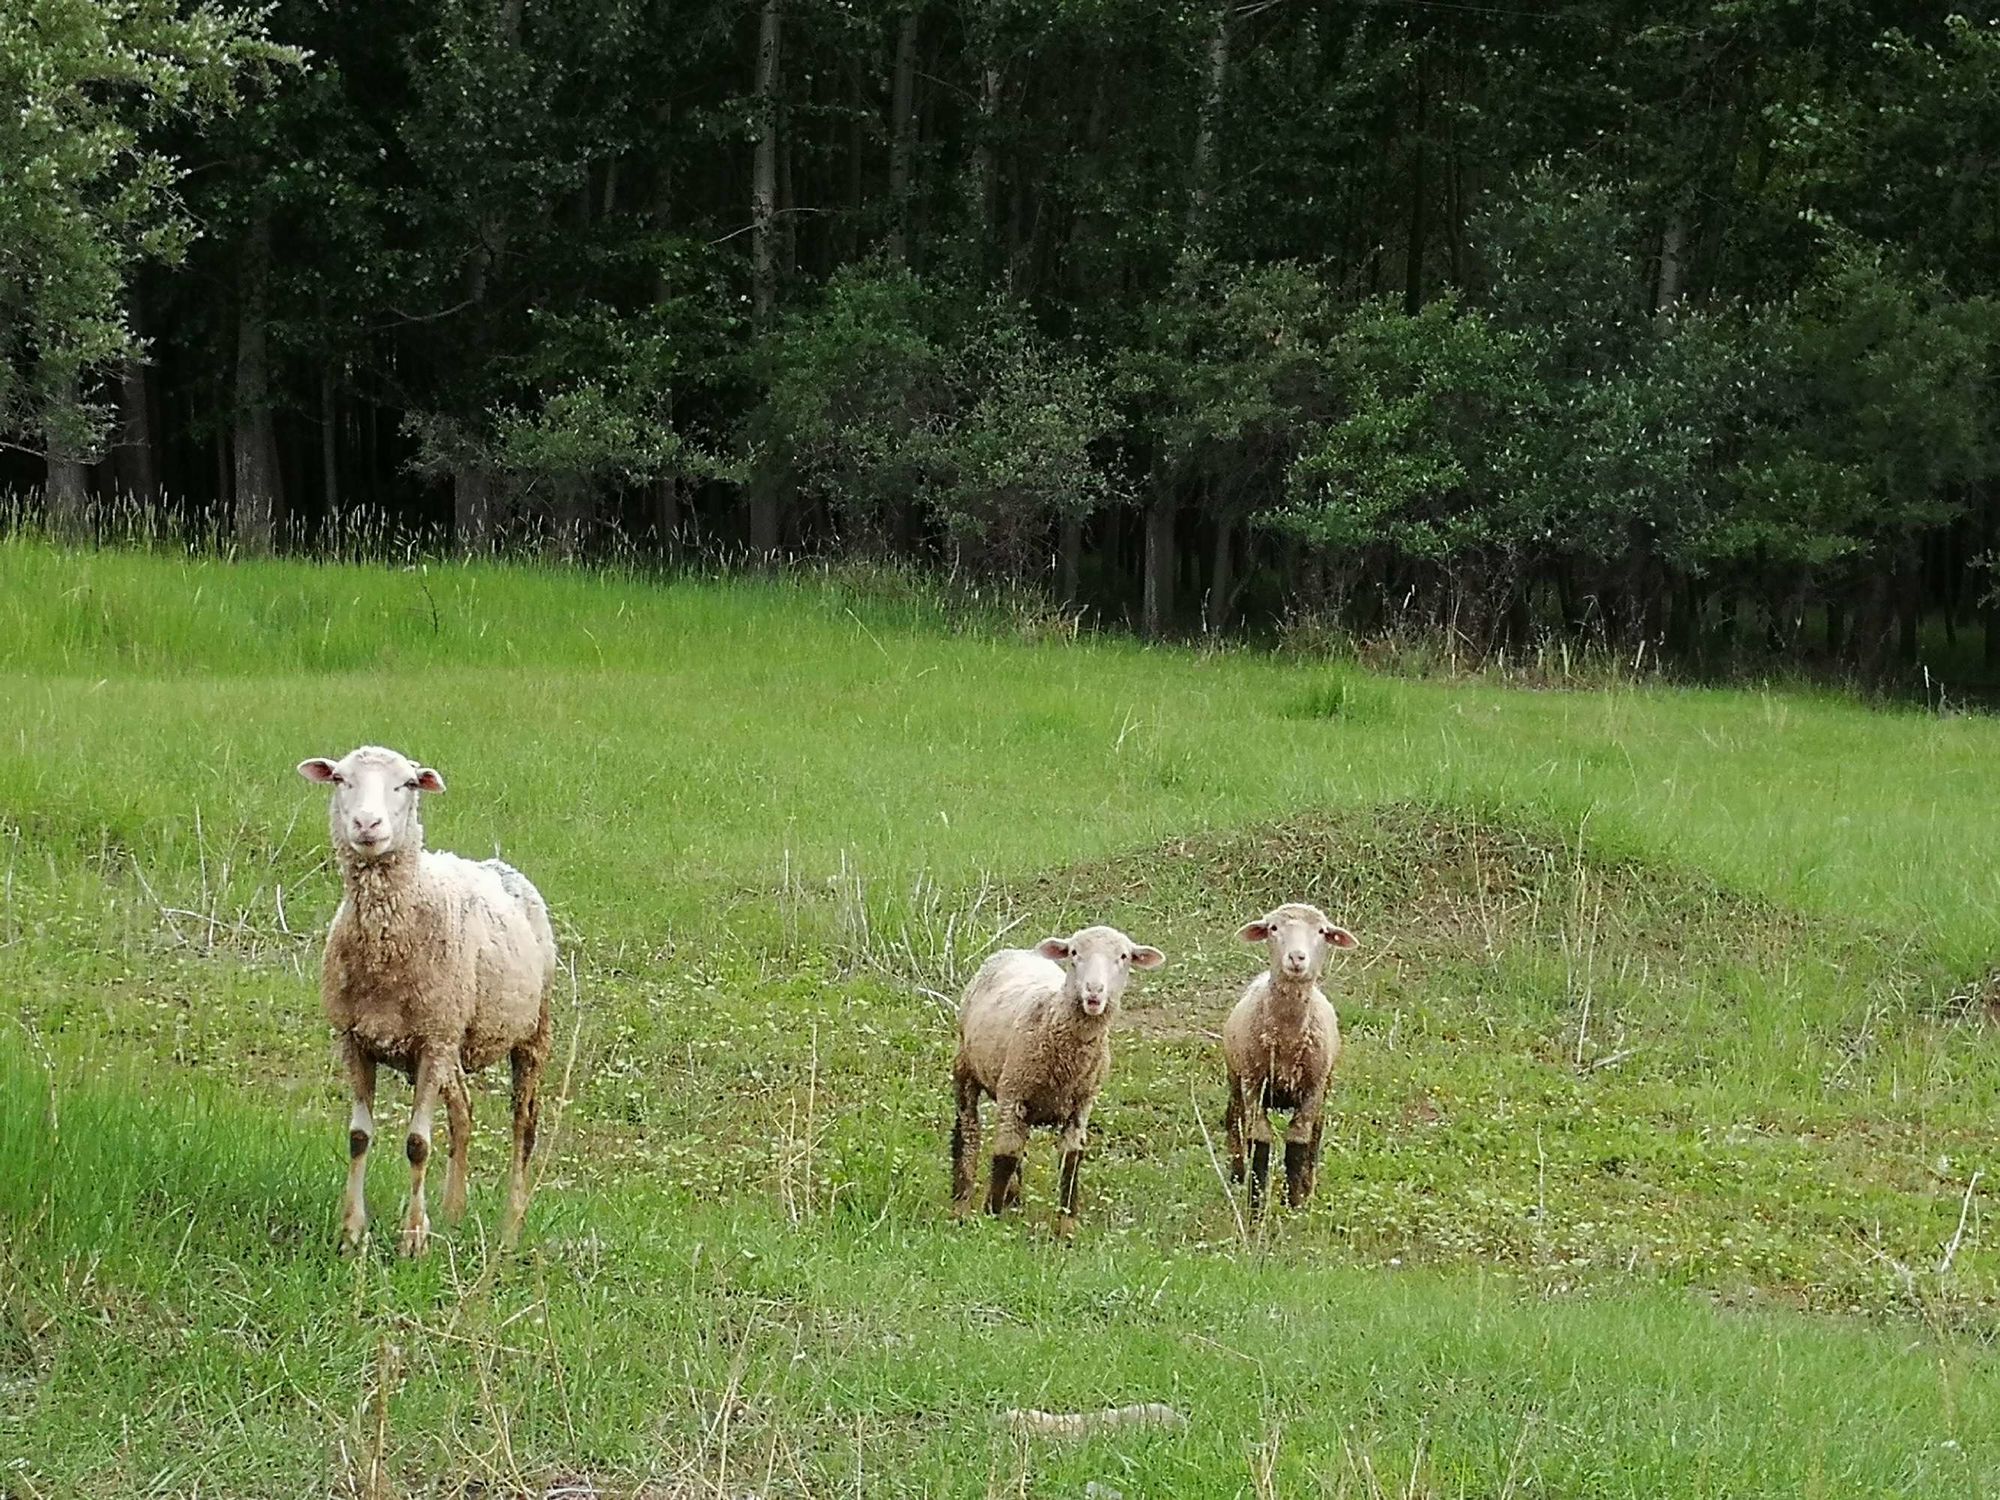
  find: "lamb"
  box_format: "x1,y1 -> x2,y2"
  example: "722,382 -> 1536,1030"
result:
950,925 -> 1165,1230
1222,902 -> 1357,1213
298,745 -> 557,1256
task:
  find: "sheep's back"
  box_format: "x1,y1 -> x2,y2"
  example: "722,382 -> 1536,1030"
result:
955,949 -> 1062,1092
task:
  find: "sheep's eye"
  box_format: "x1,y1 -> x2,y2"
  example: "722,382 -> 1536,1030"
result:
331,774 -> 345,785
402,780 -> 419,791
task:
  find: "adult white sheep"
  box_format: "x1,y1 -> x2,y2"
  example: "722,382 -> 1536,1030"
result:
298,745 -> 556,1256
1223,902 -> 1357,1213
950,925 -> 1165,1231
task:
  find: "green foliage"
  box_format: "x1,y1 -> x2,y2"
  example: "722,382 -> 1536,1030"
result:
0,0 -> 295,455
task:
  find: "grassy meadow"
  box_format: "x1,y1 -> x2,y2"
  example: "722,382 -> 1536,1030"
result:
4,534 -> 2000,1496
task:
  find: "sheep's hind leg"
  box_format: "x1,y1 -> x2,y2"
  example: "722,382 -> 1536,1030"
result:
340,1039 -> 377,1254
1223,1075 -> 1245,1184
439,1061 -> 472,1225
987,1097 -> 1028,1217
399,1050 -> 446,1257
951,1071 -> 983,1217
503,1042 -> 546,1248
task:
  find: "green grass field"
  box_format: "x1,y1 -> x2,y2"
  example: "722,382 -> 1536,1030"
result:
4,534 -> 2000,1497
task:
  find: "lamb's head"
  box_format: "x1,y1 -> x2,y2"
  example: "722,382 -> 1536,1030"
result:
1034,924 -> 1165,1018
297,746 -> 445,861
1238,902 -> 1356,984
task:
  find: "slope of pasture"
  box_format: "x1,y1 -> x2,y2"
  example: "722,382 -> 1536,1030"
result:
3,536 -> 1999,1497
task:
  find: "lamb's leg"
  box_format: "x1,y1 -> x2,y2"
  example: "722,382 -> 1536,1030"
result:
987,1096 -> 1028,1217
1055,1110 -> 1088,1236
1224,1072 -> 1245,1184
439,1061 -> 472,1225
1244,1080 -> 1273,1218
399,1050 -> 445,1258
340,1038 -> 377,1254
1286,1085 -> 1327,1208
950,1069 -> 983,1216
503,1042 -> 545,1248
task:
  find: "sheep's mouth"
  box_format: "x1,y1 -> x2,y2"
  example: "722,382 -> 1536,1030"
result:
1081,997 -> 1108,1016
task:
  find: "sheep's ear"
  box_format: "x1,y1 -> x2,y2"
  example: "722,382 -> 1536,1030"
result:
414,767 -> 446,793
1324,925 -> 1358,950
1237,920 -> 1274,943
298,758 -> 338,783
1035,937 -> 1073,962
1130,945 -> 1166,970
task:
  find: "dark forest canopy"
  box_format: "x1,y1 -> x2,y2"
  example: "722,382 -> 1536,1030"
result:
7,0 -> 2000,668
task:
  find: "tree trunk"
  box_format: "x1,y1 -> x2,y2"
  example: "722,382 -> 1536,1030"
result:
1142,489 -> 1176,639
44,371 -> 90,535
114,300 -> 161,508
1403,51 -> 1428,317
1058,510 -> 1084,605
752,0 -> 783,327
1188,6 -> 1230,237
1655,205 -> 1688,330
232,203 -> 282,555
455,465 -> 494,551
886,7 -> 920,262
1206,515 -> 1234,634
320,368 -> 340,525
842,60 -> 863,262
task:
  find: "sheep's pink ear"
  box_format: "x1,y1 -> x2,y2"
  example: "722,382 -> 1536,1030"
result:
298,758 -> 338,783
1131,945 -> 1166,970
1035,937 -> 1072,962
414,767 -> 446,793
1237,920 -> 1273,943
1324,925 -> 1358,950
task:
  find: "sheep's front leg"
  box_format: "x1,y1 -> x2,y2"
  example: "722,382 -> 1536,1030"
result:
1055,1110 -> 1089,1236
399,1050 -> 446,1257
340,1039 -> 377,1254
1285,1084 -> 1328,1208
1242,1079 -> 1273,1218
439,1063 -> 472,1225
987,1097 -> 1029,1217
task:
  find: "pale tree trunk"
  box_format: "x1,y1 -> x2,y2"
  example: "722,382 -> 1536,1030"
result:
452,0 -> 527,555
1142,490 -> 1176,639
1403,52 -> 1427,316
44,370 -> 90,535
233,203 -> 282,555
966,14 -> 1000,256
1655,205 -> 1688,331
1188,6 -> 1230,235
651,126 -> 682,556
746,0 -> 785,557
887,7 -> 920,262
752,0 -> 782,327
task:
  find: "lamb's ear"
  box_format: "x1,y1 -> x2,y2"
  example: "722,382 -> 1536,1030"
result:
414,767 -> 446,793
298,758 -> 338,783
1237,919 -> 1274,943
1130,945 -> 1166,970
1324,925 -> 1358,950
1035,937 -> 1073,962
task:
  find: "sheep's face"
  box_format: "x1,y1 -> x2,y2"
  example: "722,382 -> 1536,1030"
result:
1036,925 -> 1165,1018
298,746 -> 444,861
1239,903 -> 1356,984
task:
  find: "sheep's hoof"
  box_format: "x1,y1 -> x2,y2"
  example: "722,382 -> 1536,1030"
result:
1054,1213 -> 1078,1242
338,1227 -> 368,1257
397,1222 -> 432,1258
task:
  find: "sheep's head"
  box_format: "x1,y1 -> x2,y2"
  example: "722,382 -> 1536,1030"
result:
1035,925 -> 1165,1018
297,746 -> 444,861
1238,902 -> 1356,984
